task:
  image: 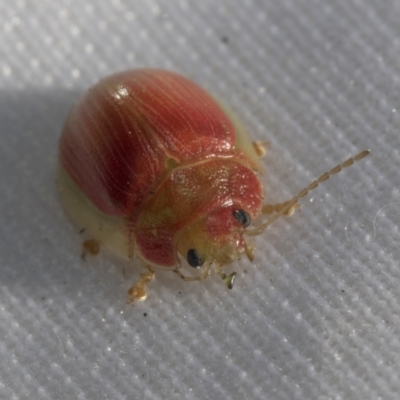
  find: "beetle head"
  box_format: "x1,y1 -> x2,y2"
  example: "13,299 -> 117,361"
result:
176,206 -> 254,272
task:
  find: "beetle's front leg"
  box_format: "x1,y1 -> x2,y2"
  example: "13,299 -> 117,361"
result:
127,266 -> 155,304
214,265 -> 236,289
262,201 -> 300,216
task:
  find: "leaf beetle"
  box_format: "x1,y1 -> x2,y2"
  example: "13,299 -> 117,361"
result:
58,69 -> 369,302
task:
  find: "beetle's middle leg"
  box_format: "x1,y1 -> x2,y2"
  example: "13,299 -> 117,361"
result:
127,265 -> 155,304
262,201 -> 300,216
253,141 -> 269,158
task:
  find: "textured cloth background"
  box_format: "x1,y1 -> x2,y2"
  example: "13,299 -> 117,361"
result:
1,1 -> 400,399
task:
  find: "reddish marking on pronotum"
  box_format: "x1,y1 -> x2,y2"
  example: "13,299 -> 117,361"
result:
58,68 -> 369,302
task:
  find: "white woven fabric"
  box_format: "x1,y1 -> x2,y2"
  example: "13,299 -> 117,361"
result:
1,1 -> 399,399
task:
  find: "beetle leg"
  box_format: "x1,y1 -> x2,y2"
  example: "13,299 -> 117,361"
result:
215,265 -> 236,289
244,238 -> 255,262
252,141 -> 269,158
127,267 -> 155,304
262,201 -> 300,216
81,239 -> 100,260
173,264 -> 211,282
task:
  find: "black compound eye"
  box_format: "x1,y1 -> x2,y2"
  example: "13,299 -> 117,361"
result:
187,249 -> 204,268
233,209 -> 251,228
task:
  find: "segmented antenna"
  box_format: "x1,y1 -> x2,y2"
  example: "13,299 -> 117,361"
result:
246,150 -> 370,237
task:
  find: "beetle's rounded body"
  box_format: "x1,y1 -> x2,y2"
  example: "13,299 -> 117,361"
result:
59,69 -> 369,301
59,69 -> 263,271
